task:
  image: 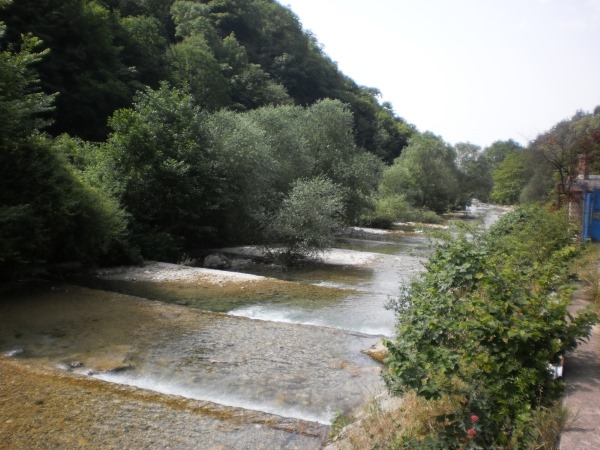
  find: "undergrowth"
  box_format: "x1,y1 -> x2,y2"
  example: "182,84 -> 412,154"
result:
341,205 -> 597,449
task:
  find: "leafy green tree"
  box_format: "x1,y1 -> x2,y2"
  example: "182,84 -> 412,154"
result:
205,109 -> 277,242
245,104 -> 312,192
381,132 -> 461,214
526,112 -> 600,207
0,18 -> 127,277
267,176 -> 345,263
373,102 -> 415,164
119,15 -> 168,87
0,31 -> 54,140
300,99 -> 383,223
103,0 -> 174,36
167,34 -> 230,110
171,1 -> 221,45
248,100 -> 383,226
455,142 -> 492,202
170,3 -> 290,111
228,62 -> 291,110
482,139 -> 523,171
0,0 -> 138,140
490,150 -> 532,205
100,83 -> 221,258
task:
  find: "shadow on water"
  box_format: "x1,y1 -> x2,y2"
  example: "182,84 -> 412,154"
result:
223,261 -> 374,286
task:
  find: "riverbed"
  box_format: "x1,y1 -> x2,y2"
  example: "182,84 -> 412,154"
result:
0,205 -> 503,448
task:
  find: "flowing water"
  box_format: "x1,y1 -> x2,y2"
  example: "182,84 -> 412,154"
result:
0,205 -> 505,448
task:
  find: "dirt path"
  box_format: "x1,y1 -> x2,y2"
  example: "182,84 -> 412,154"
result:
560,290 -> 600,449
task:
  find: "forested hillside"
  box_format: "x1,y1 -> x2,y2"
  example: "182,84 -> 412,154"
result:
2,0 -> 599,280
491,109 -> 600,206
0,0 -> 417,278
0,0 -> 414,160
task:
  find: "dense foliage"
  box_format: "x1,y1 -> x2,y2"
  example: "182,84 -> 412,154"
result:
0,13 -> 127,278
0,0 -> 419,277
488,112 -> 600,207
2,0 -> 600,279
0,0 -> 414,161
384,205 -> 597,448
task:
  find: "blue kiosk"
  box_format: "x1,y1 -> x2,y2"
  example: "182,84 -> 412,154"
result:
581,186 -> 600,242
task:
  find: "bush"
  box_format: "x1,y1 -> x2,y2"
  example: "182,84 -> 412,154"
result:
361,193 -> 443,228
384,206 -> 597,448
266,176 -> 345,263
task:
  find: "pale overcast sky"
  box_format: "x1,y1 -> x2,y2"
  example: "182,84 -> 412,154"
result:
280,0 -> 600,149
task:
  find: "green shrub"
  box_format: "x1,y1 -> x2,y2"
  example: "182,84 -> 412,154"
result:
384,206 -> 597,448
365,193 -> 443,227
266,176 -> 345,263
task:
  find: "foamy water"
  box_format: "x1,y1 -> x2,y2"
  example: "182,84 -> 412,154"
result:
93,371 -> 335,424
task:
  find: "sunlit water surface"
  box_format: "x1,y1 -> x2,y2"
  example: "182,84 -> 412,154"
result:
0,205 -> 505,428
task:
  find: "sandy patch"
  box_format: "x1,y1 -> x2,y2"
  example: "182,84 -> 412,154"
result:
94,261 -> 264,284
319,248 -> 381,266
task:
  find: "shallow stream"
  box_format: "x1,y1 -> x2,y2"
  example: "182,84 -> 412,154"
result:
0,204 -> 504,448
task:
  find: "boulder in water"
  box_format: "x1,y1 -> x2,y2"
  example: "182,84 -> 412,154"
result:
362,340 -> 388,363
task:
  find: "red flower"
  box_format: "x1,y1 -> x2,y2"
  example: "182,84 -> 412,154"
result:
470,414 -> 479,422
467,428 -> 476,439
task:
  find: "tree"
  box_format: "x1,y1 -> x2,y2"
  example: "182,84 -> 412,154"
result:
119,15 -> 168,87
100,83 -> 221,258
373,102 -> 415,164
531,120 -> 580,207
489,150 -> 532,205
454,142 -> 492,202
482,139 -> 523,172
527,113 -> 600,207
381,132 -> 461,214
267,176 -> 345,263
300,99 -> 383,223
205,109 -> 277,242
167,34 -> 230,110
0,17 -> 127,277
0,0 -> 138,140
245,104 -> 313,193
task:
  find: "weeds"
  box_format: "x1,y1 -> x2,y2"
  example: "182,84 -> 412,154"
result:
328,411 -> 355,441
571,243 -> 600,311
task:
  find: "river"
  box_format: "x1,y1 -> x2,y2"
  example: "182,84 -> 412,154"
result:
0,204 -> 503,449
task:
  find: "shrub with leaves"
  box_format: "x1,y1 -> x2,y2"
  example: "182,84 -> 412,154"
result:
384,206 -> 596,448
267,176 -> 344,263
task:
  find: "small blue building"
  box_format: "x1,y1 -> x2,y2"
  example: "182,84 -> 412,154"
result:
572,163 -> 600,242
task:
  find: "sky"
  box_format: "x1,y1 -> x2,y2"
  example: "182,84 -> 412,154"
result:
280,0 -> 600,149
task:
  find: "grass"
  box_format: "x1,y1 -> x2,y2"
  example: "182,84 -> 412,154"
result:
329,391 -> 460,449
333,392 -> 572,450
328,411 -> 355,441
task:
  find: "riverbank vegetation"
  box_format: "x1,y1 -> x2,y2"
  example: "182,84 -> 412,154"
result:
332,205 -> 597,449
2,0 -> 600,279
3,1 -> 600,448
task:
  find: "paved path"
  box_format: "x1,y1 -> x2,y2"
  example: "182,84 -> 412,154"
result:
560,291 -> 600,449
